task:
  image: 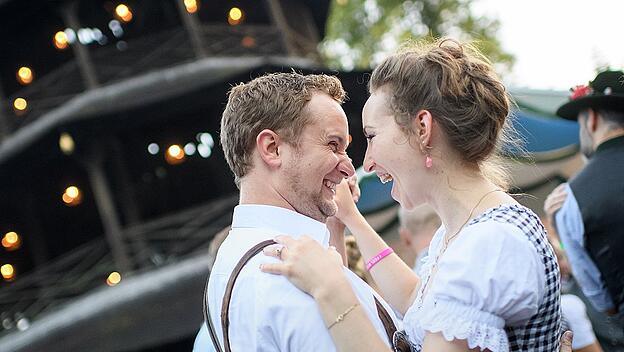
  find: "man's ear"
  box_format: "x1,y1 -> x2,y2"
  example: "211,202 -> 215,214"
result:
256,129 -> 282,169
411,110 -> 434,151
587,108 -> 600,132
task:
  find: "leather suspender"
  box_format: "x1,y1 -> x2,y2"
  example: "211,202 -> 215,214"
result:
203,239 -> 398,351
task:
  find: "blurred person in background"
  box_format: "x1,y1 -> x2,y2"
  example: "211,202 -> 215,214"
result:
547,70 -> 624,329
398,205 -> 441,274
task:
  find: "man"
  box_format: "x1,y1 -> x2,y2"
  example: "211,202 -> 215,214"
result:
194,72 -> 398,351
397,205 -> 440,274
547,70 -> 624,327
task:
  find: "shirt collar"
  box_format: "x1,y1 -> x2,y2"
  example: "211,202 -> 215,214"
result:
231,204 -> 330,246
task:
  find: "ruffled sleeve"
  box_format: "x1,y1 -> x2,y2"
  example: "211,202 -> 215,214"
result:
417,221 -> 545,351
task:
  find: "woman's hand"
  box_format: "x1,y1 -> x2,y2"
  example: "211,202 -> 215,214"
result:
260,235 -> 350,299
333,175 -> 361,224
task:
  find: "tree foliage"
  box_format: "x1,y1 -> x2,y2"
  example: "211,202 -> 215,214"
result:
321,0 -> 514,73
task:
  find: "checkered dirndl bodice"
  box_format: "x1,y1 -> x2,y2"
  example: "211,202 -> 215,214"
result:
402,205 -> 562,352
473,205 -> 562,351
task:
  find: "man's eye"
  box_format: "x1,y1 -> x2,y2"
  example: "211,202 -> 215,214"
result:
329,142 -> 339,151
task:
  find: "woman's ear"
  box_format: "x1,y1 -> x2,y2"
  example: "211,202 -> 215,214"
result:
412,109 -> 434,151
256,129 -> 282,169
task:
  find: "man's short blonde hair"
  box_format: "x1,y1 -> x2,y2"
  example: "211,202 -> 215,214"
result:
220,72 -> 346,186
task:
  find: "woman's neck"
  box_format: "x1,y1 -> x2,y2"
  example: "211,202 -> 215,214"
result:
427,170 -> 512,236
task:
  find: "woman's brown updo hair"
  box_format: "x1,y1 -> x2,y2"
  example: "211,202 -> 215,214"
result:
369,38 -> 518,189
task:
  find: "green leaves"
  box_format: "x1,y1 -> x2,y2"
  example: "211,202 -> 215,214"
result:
321,0 -> 515,74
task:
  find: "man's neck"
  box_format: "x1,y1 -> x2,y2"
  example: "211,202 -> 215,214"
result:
238,177 -> 297,212
595,129 -> 624,151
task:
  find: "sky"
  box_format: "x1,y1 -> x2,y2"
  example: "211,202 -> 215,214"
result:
472,0 -> 624,91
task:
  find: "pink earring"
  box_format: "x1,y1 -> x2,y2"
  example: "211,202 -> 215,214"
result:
425,155 -> 433,168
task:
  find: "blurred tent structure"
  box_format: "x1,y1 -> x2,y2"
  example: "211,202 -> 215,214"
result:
0,1 -> 587,352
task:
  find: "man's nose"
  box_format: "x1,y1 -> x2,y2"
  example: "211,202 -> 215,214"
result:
337,155 -> 355,178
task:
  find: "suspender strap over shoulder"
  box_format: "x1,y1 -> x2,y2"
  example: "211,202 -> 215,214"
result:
203,239 -> 399,351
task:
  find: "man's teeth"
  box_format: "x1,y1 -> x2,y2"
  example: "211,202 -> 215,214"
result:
324,180 -> 336,193
378,174 -> 393,184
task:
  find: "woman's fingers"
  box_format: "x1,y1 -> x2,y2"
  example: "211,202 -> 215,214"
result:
348,175 -> 361,202
262,244 -> 285,259
260,262 -> 288,275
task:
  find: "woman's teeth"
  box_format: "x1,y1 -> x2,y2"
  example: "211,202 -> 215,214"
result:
378,174 -> 393,184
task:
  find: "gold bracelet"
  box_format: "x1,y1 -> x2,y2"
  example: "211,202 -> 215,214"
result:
327,303 -> 359,330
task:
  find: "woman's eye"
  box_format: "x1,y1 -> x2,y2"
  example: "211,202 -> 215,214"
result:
365,134 -> 375,141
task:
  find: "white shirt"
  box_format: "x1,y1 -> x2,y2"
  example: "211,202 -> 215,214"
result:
197,204 -> 398,352
403,210 -> 546,351
561,294 -> 597,349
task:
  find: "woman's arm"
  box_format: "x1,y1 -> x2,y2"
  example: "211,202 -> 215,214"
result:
261,236 -> 391,352
422,332 -> 475,352
335,181 -> 420,314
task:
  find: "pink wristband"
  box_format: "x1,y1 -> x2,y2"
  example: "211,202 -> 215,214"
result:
365,248 -> 394,271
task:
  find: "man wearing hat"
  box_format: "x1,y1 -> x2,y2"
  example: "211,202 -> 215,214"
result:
546,70 -> 624,327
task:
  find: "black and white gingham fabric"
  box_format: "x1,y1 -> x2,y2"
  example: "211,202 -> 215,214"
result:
468,204 -> 562,351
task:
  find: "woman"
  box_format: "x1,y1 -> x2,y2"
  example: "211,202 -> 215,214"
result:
261,39 -> 562,351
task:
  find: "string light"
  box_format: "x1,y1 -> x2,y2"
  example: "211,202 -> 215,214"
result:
165,144 -> 186,165
115,4 -> 133,23
184,0 -> 199,14
16,67 -> 33,85
54,31 -> 69,50
62,186 -> 83,206
228,7 -> 243,25
1,264 -> 15,281
2,232 -> 21,251
13,98 -> 27,113
106,271 -> 121,286
59,133 -> 75,155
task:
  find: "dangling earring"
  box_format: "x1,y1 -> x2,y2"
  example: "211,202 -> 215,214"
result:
425,155 -> 433,169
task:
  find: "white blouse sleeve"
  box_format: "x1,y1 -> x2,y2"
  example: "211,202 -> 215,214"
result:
418,221 -> 545,351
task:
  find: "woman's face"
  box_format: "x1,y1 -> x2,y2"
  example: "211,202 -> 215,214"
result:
361,89 -> 425,209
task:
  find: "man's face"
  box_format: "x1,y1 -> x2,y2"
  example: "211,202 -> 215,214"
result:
578,110 -> 595,158
278,93 -> 355,223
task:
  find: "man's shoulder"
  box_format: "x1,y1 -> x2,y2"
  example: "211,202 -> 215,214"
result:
213,254 -> 317,310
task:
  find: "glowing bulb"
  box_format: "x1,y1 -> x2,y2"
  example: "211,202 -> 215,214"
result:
59,133 -> 75,155
66,186 -> 79,199
228,7 -> 243,25
106,271 -> 121,286
184,0 -> 198,13
62,185 -> 83,206
4,232 -> 18,244
167,145 -> 184,159
54,31 -> 69,50
16,67 -> 33,85
1,264 -> 15,281
115,4 -> 133,22
13,98 -> 27,112
2,232 -> 21,251
165,144 -> 186,165
62,193 -> 73,204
